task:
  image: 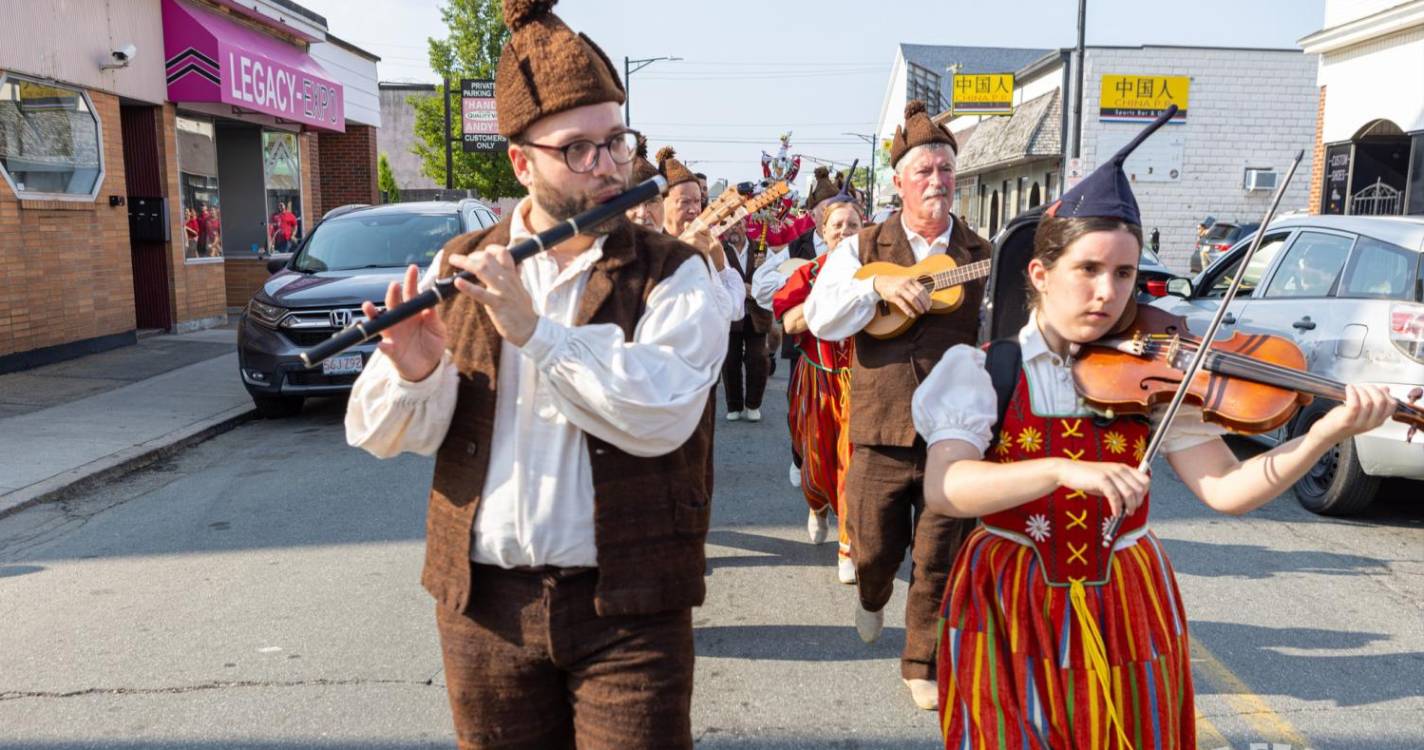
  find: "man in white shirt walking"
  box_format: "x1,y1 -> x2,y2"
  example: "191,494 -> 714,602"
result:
344,2 -> 727,747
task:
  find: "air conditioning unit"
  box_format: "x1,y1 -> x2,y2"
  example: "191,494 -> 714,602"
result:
1244,168 -> 1278,192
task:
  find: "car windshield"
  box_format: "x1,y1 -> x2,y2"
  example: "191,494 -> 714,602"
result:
291,211 -> 463,272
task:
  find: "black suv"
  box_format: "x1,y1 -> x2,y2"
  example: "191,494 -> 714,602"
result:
238,200 -> 499,417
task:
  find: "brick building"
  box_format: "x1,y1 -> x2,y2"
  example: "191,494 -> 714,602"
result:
934,45 -> 1318,271
0,0 -> 379,373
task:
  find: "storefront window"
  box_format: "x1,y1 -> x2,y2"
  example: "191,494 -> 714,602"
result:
263,131 -> 302,253
177,116 -> 222,259
0,74 -> 103,198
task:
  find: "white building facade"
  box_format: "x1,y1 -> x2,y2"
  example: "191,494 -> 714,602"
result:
1301,0 -> 1424,217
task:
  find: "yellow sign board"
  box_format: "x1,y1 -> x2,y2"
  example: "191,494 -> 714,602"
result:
1099,74 -> 1189,122
952,73 -> 1014,116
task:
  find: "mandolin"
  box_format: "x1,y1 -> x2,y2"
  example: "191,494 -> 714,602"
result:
685,181 -> 790,240
853,254 -> 991,339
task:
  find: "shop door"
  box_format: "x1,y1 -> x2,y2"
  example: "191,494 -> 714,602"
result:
120,105 -> 173,330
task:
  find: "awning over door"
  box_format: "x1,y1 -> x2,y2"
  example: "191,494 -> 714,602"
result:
162,0 -> 345,133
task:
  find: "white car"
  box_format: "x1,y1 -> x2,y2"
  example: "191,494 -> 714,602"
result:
1153,215 -> 1424,515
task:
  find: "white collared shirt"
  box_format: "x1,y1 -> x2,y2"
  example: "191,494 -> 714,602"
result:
345,198 -> 728,568
911,311 -> 1223,455
803,213 -> 954,342
749,233 -> 829,312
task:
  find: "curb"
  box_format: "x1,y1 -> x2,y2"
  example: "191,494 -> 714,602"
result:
0,405 -> 258,520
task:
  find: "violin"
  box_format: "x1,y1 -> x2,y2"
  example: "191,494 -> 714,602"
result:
1072,304 -> 1424,439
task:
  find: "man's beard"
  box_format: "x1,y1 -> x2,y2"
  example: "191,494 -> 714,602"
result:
530,167 -> 629,236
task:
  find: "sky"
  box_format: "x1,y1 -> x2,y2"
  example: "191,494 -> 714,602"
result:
300,0 -> 1327,186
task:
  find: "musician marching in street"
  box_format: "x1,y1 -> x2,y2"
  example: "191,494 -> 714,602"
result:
803,100 -> 992,710
719,217 -> 771,423
771,171 -> 864,584
343,1 -> 728,746
912,108 -> 1394,749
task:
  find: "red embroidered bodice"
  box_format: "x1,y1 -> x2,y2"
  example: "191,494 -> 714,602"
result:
980,371 -> 1152,586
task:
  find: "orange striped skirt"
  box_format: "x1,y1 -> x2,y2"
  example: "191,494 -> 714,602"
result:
786,356 -> 853,556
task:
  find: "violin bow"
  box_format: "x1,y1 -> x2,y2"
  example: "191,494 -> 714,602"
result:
1101,150 -> 1305,548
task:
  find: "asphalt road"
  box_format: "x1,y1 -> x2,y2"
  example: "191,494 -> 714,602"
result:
1,369 -> 1420,749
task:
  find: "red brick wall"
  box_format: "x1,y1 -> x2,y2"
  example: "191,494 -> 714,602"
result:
1309,85 -> 1326,215
0,83 -> 136,357
316,124 -> 378,217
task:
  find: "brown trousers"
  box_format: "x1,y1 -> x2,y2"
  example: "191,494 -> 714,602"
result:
845,443 -> 973,680
435,564 -> 695,750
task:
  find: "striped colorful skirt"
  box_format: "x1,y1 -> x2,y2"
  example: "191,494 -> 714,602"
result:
938,528 -> 1195,750
786,356 -> 853,557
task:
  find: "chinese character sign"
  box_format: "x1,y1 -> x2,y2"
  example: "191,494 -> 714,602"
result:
1098,74 -> 1189,123
952,73 -> 1014,116
461,79 -> 505,153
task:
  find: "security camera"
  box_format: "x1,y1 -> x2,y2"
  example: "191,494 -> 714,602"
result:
102,43 -> 137,70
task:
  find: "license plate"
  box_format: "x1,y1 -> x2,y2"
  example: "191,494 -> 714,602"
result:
322,352 -> 363,375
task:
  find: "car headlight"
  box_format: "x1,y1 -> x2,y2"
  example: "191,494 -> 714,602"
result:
247,299 -> 289,328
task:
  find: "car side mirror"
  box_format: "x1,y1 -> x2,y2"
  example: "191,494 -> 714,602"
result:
266,257 -> 288,274
1166,277 -> 1192,298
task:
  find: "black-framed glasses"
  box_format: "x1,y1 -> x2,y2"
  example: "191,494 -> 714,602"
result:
521,130 -> 641,174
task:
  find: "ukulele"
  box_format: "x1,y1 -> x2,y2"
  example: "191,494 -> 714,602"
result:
853,255 -> 992,339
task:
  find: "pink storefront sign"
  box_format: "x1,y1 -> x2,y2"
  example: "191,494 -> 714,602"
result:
162,0 -> 344,132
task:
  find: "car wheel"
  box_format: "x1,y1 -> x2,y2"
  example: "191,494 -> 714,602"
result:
253,394 -> 304,419
1289,400 -> 1379,516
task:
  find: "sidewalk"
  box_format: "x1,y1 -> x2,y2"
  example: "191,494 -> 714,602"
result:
0,327 -> 254,517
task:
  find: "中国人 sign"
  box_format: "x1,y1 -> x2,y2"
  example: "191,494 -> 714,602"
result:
1099,74 -> 1189,123
461,79 -> 505,153
952,73 -> 1014,116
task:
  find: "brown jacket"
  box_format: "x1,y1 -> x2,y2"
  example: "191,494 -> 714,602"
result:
849,213 -> 992,448
723,240 -> 772,334
422,218 -> 713,617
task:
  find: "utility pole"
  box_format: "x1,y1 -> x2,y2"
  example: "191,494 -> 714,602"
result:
1072,0 -> 1086,160
843,132 -> 877,211
443,77 -> 453,190
623,55 -> 682,126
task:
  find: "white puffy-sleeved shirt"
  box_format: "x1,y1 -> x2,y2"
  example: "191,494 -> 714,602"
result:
912,312 -> 1224,456
345,198 -> 728,568
803,215 -> 953,342
711,256 -> 747,323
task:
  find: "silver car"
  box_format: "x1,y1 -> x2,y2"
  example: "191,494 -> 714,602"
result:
1153,214 -> 1424,516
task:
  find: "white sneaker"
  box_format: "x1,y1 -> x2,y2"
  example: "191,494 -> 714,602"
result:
744,407 -> 762,422
725,410 -> 742,422
903,678 -> 938,711
855,604 -> 884,644
788,463 -> 801,488
807,508 -> 829,544
837,556 -> 857,584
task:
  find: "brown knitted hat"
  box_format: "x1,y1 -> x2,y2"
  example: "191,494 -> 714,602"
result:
805,166 -> 840,209
889,99 -> 957,168
630,134 -> 659,183
494,0 -> 626,139
656,146 -> 698,189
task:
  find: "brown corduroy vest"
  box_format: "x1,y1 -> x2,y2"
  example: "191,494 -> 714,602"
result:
421,217 -> 712,617
849,212 -> 992,447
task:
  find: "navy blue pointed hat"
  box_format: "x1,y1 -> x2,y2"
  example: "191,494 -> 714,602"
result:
822,159 -> 859,208
1047,104 -> 1178,226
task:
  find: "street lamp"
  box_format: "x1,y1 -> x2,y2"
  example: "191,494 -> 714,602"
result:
624,56 -> 683,126
843,131 -> 877,211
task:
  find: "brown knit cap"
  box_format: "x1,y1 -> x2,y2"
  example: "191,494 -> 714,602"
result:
889,99 -> 957,168
630,134 -> 659,183
494,0 -> 626,138
656,146 -> 698,189
805,166 -> 840,209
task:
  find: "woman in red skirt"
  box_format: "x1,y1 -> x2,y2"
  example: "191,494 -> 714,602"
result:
773,189 -> 864,584
912,109 -> 1394,749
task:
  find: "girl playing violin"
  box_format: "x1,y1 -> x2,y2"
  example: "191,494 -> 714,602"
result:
911,109 -> 1394,750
